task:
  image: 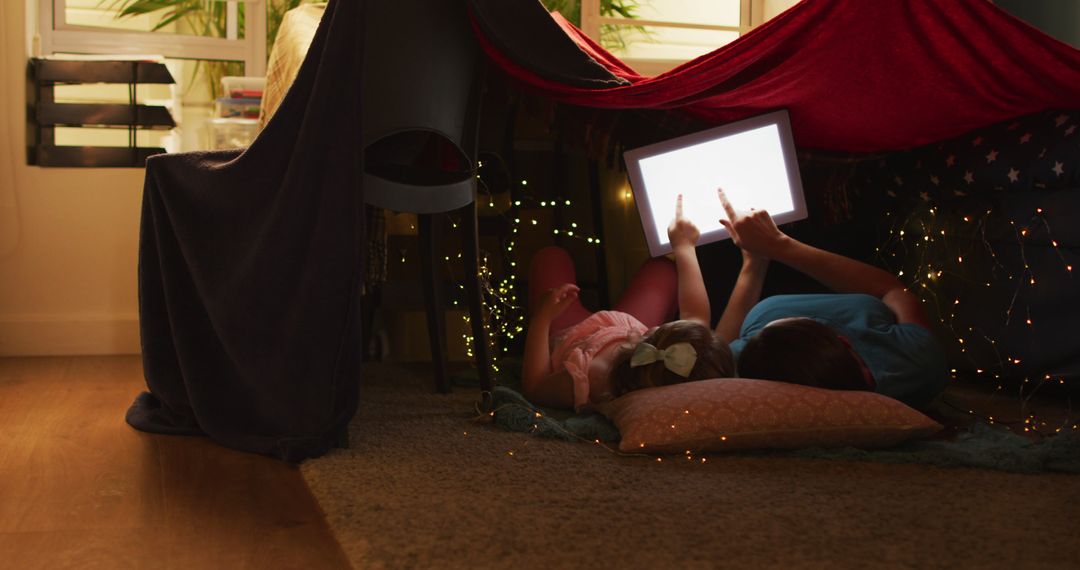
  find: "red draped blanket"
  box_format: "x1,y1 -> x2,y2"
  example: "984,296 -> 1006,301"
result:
469,0 -> 1080,152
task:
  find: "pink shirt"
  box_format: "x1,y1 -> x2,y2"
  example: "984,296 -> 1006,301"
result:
549,311 -> 648,411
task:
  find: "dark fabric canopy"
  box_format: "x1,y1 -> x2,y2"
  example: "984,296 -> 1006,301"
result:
126,0 -> 364,461
468,0 -> 1080,152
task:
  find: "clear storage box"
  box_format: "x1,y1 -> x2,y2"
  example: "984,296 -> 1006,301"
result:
207,118 -> 259,150
221,76 -> 266,99
214,97 -> 262,119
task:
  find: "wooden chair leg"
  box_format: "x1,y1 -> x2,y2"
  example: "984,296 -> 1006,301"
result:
418,213 -> 451,393
360,284 -> 382,361
461,202 -> 494,393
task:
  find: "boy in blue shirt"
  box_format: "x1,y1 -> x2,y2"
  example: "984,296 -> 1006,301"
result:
714,189 -> 948,409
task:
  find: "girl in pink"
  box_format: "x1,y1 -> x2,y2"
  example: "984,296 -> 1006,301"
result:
522,195 -> 734,411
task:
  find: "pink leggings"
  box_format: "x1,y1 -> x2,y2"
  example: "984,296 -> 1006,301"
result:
527,246 -> 679,336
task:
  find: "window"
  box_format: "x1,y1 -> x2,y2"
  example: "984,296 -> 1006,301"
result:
34,0 -> 272,153
580,0 -> 768,76
38,0 -> 266,76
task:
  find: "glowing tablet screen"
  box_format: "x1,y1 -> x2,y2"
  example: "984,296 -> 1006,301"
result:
624,109 -> 807,256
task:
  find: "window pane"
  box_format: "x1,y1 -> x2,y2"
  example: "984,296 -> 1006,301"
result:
605,24 -> 740,62
629,0 -> 741,28
63,0 -> 246,40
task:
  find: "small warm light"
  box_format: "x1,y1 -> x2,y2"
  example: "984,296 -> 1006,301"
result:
507,450 -> 515,456
639,443 -> 646,448
958,256 -> 963,263
564,200 -> 571,206
963,216 -> 971,222
656,457 -> 662,462
624,191 -> 632,200
1037,208 -> 1043,214
521,179 -> 528,186
720,436 -> 727,441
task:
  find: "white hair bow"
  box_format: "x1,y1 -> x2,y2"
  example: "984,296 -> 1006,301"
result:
629,341 -> 698,377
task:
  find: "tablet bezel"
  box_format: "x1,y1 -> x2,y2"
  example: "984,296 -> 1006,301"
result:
623,109 -> 807,257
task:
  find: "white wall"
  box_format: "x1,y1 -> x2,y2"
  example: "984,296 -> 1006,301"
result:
0,0 -> 143,356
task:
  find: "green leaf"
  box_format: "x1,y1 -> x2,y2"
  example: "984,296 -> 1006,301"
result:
118,0 -> 183,18
151,7 -> 196,31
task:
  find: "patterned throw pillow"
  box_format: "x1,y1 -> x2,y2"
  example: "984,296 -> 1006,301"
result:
595,378 -> 942,454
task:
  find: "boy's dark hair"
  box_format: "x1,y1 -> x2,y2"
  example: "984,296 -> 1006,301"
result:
610,320 -> 734,397
736,317 -> 870,391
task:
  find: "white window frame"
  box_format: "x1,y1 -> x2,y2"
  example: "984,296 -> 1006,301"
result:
38,0 -> 267,76
580,0 -> 762,75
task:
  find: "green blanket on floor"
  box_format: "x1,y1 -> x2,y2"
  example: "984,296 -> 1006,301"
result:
464,364 -> 1079,475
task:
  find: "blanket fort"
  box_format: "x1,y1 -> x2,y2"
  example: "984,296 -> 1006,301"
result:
128,0 -> 1080,461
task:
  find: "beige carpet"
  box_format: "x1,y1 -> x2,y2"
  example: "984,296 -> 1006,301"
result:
301,363 -> 1080,569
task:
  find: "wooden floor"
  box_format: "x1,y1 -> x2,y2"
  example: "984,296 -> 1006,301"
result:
0,356 -> 351,570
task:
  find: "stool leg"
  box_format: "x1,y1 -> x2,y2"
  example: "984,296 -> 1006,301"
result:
419,213 -> 451,393
461,201 -> 494,392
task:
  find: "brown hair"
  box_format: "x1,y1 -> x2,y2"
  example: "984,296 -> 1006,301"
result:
736,317 -> 870,391
609,320 -> 734,397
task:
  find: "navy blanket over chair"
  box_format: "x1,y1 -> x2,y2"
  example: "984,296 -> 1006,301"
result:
127,0 -> 365,461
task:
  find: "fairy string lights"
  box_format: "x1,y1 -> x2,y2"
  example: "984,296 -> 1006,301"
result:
865,110 -> 1079,434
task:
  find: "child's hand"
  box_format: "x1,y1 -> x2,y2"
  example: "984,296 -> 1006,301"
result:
535,283 -> 580,322
717,187 -> 786,259
667,194 -> 700,249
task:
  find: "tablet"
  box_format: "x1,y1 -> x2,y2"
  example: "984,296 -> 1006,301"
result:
624,109 -> 807,257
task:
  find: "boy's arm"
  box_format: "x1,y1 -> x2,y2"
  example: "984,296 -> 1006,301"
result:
717,189 -> 930,328
715,255 -> 769,342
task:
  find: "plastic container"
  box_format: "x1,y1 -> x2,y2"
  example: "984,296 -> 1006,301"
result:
215,97 -> 262,119
207,117 -> 259,150
221,76 -> 266,99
